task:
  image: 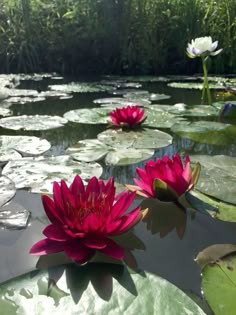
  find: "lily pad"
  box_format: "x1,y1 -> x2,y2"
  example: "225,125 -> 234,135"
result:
67,139 -> 154,166
0,136 -> 51,163
97,128 -> 173,150
191,155 -> 236,205
0,107 -> 12,117
0,115 -> 68,130
0,176 -> 16,208
144,108 -> 186,128
0,201 -> 30,230
201,252 -> 236,315
168,82 -> 224,90
63,108 -> 109,124
0,265 -> 206,315
171,121 -> 236,145
2,155 -> 103,194
49,82 -> 113,93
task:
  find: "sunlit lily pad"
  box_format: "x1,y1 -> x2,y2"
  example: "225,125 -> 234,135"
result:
0,201 -> 30,230
168,82 -> 224,90
94,97 -> 151,107
191,155 -> 236,205
0,136 -> 51,162
171,121 -> 236,145
0,265 -> 206,315
49,82 -> 113,93
201,251 -> 236,315
63,108 -> 109,124
144,108 -> 186,128
0,115 -> 68,130
67,139 -> 154,165
0,176 -> 16,208
0,107 -> 12,117
98,128 -> 172,149
2,155 -> 103,194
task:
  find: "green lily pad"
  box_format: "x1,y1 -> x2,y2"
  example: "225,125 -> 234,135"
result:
171,121 -> 236,145
63,108 -> 109,124
0,136 -> 51,163
0,176 -> 16,208
67,139 -> 154,166
49,82 -> 113,93
0,265 -> 206,315
168,82 -> 224,90
2,155 -> 103,194
187,190 -> 236,222
0,115 -> 68,130
144,108 -> 186,128
0,107 -> 12,117
201,252 -> 236,315
191,155 -> 236,205
97,128 -> 172,150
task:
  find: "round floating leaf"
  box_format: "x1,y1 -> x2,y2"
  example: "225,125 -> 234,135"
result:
0,107 -> 12,117
2,155 -> 103,194
63,108 -> 109,124
67,139 -> 154,166
0,136 -> 51,163
201,253 -> 236,315
0,115 -> 68,130
144,108 -> 186,128
0,265 -> 206,315
191,155 -> 236,205
105,148 -> 154,165
98,128 -> 172,150
171,121 -> 236,145
0,201 -> 30,230
169,105 -> 218,117
0,176 -> 16,208
49,82 -> 113,93
168,82 -> 224,90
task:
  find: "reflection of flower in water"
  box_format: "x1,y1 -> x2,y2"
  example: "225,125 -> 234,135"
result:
30,175 -> 145,264
140,198 -> 187,239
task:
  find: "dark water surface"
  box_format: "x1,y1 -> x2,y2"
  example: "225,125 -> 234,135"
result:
0,76 -> 236,313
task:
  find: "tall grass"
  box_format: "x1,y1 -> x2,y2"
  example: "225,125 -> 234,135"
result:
0,0 -> 235,74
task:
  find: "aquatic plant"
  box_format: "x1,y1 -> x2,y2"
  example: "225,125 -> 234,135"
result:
108,105 -> 146,128
30,175 -> 142,264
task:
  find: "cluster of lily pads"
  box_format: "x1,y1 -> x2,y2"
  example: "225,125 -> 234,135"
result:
0,70 -> 236,315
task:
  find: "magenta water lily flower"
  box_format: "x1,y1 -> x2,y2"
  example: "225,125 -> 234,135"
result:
129,153 -> 200,201
109,105 -> 146,128
30,175 -> 142,264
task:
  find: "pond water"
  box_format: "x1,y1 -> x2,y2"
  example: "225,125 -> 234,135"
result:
0,74 -> 236,314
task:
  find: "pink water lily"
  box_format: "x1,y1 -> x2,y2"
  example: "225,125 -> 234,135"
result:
129,153 -> 200,201
30,175 -> 142,264
109,105 -> 146,128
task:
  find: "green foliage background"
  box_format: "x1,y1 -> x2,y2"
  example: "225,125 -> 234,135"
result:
0,0 -> 235,75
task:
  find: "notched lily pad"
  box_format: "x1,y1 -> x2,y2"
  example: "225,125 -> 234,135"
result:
191,155 -> 236,205
49,82 -> 113,93
63,108 -> 109,124
67,139 -> 154,166
2,155 -> 103,194
0,136 -> 51,163
0,176 -> 16,208
0,115 -> 68,130
98,128 -> 172,150
168,82 -> 224,90
171,121 -> 236,145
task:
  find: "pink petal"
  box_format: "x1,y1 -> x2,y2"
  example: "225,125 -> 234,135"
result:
29,238 -> 64,255
53,181 -> 64,212
111,190 -> 136,218
136,167 -> 150,184
69,175 -> 85,196
100,238 -> 124,260
108,206 -> 141,235
133,178 -> 154,197
42,195 -> 63,224
86,176 -> 100,196
82,237 -> 107,249
64,238 -> 95,264
43,224 -> 68,241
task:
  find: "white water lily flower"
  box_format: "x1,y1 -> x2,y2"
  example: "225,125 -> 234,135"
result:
187,36 -> 223,58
